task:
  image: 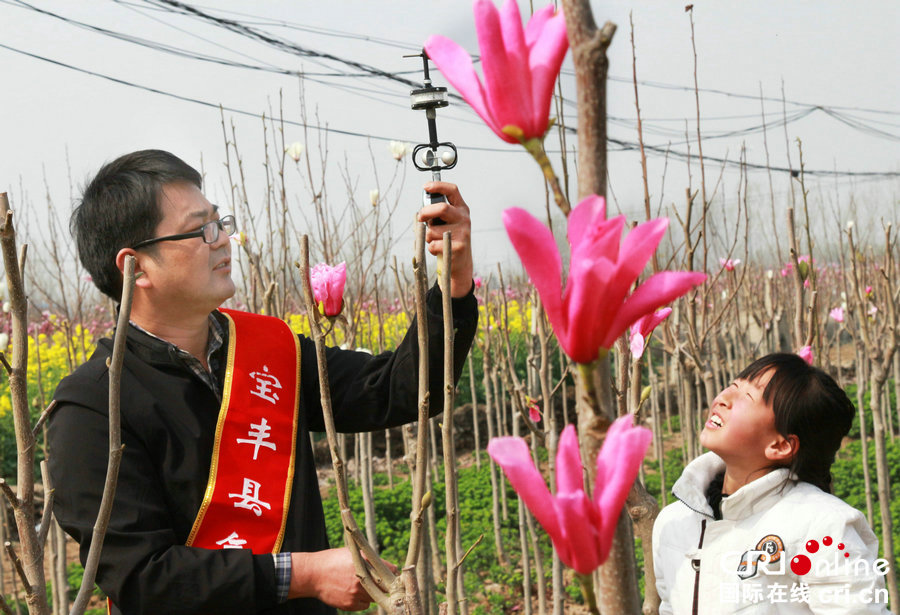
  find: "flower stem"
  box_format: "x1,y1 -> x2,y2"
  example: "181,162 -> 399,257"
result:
576,572 -> 601,615
522,137 -> 570,216
575,352 -> 608,414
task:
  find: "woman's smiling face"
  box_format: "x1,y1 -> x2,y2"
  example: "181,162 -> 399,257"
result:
700,370 -> 781,466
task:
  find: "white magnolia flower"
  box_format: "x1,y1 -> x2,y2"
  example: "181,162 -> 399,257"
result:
389,141 -> 411,161
286,142 -> 304,162
766,269 -> 774,279
369,189 -> 379,207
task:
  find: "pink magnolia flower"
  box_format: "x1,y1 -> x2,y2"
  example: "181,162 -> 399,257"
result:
527,399 -> 541,423
503,195 -> 707,364
488,416 -> 652,574
310,262 -> 347,317
424,0 -> 568,144
797,345 -> 814,365
865,285 -> 873,298
719,258 -> 741,272
629,308 -> 672,360
474,276 -> 483,289
829,307 -> 844,323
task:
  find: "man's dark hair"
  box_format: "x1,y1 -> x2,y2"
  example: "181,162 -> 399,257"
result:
738,353 -> 855,493
72,150 -> 202,301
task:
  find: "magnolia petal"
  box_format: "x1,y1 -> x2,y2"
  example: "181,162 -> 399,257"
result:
475,0 -> 530,140
570,214 -> 626,271
593,415 -> 652,561
329,262 -> 347,316
555,424 -> 584,496
567,195 -> 606,250
424,35 -> 508,142
563,218 -> 629,360
488,437 -> 564,545
503,207 -> 565,340
526,6 -> 568,138
602,271 -> 707,348
636,307 -> 672,338
497,0 -> 534,133
629,331 -> 645,359
553,491 -> 603,575
558,260 -> 609,362
609,218 -> 669,296
523,2 -> 554,46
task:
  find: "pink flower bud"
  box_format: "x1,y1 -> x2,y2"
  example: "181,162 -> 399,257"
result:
718,258 -> 741,272
528,400 -> 541,424
310,262 -> 347,317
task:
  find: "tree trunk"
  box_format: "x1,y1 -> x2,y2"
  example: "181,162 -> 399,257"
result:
53,522 -> 68,615
361,433 -> 378,556
468,359 -> 481,469
385,429 -> 394,489
856,346 -> 875,527
575,361 -> 642,614
648,351 -> 667,507
482,347 -> 508,566
511,407 -> 533,615
493,369 -> 509,523
425,459 -> 444,585
868,365 -> 900,611
893,356 -> 900,440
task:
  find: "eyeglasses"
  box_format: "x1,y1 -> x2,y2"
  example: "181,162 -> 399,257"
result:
132,215 -> 237,250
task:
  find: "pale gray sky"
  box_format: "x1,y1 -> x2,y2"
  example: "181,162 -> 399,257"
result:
1,1 -> 898,275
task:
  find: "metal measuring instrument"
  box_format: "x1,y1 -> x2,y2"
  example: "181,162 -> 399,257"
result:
405,50 -> 458,225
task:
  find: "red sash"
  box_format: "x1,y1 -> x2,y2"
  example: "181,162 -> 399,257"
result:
186,308 -> 301,553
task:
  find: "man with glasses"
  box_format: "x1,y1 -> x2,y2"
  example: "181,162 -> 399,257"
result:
48,149 -> 478,614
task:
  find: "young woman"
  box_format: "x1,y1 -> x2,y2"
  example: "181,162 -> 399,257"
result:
653,353 -> 889,614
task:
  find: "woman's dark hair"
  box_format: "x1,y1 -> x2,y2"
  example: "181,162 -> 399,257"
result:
738,353 -> 854,493
71,150 -> 202,301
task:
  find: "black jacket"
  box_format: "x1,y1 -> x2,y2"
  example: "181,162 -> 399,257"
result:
48,283 -> 477,615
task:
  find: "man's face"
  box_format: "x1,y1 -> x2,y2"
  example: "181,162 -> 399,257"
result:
141,181 -> 234,312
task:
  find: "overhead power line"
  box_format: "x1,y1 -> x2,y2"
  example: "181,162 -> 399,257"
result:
2,40 -> 897,181
144,0 -> 439,93
10,0 -> 899,139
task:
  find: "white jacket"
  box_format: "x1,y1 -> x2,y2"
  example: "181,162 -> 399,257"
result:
653,452 -> 889,614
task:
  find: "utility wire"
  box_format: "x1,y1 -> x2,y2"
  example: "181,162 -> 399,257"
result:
135,0 -> 900,119
144,0 -> 441,93
9,0 -> 898,142
5,0 -> 822,140
2,40 -> 896,180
